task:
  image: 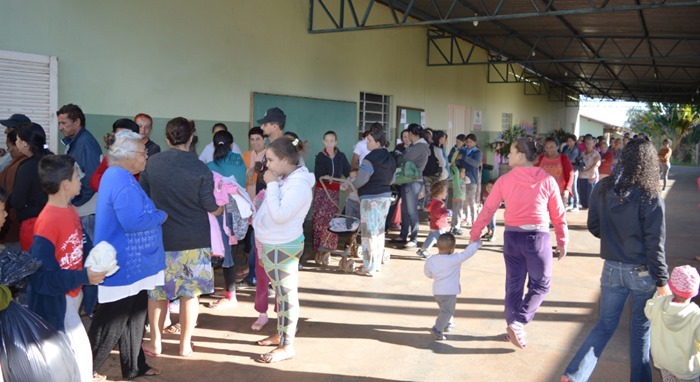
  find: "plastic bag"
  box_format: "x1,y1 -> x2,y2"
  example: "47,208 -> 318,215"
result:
0,249 -> 80,382
0,301 -> 80,382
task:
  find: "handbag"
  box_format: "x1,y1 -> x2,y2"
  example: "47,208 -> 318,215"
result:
393,161 -> 420,185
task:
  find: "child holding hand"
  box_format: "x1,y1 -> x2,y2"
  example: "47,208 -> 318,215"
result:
480,179 -> 497,241
644,265 -> 700,382
424,233 -> 481,340
417,180 -> 449,259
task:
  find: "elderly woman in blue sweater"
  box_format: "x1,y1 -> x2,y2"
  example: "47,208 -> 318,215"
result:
88,130 -> 166,379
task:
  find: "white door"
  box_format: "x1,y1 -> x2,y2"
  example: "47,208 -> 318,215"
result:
447,104 -> 470,149
0,50 -> 58,152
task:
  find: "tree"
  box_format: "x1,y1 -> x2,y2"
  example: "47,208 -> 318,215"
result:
631,103 -> 700,151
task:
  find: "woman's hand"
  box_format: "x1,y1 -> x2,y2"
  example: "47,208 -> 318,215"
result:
556,246 -> 567,261
656,285 -> 672,296
263,169 -> 278,184
562,190 -> 569,200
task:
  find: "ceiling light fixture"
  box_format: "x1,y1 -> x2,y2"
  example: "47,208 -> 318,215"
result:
473,13 -> 479,27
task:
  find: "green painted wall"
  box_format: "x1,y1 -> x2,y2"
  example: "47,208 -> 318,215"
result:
0,0 -> 575,155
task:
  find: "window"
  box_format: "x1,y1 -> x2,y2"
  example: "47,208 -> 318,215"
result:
0,50 -> 58,152
359,92 -> 390,139
501,112 -> 513,131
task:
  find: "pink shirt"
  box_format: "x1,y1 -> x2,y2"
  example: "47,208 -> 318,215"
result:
469,166 -> 568,248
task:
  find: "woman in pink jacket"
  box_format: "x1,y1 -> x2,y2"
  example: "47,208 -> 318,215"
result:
470,137 -> 568,350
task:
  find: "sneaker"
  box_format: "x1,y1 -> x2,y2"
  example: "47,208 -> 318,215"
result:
391,237 -> 408,244
444,322 -> 456,333
450,227 -> 464,236
403,241 -> 417,249
431,326 -> 446,340
93,372 -> 107,382
267,285 -> 275,298
565,204 -> 573,211
570,207 -> 580,213
506,321 -> 527,349
416,249 -> 430,259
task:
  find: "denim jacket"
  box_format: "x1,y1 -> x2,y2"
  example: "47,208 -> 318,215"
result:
62,128 -> 102,207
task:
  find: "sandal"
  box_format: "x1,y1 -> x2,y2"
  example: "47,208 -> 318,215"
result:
163,323 -> 181,334
258,347 -> 295,363
256,335 -> 280,346
141,342 -> 160,358
142,367 -> 162,377
207,297 -> 237,309
353,266 -> 373,277
506,322 -> 527,349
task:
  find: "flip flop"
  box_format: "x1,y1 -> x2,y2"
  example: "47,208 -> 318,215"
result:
207,298 -> 237,309
141,342 -> 159,358
257,348 -> 295,363
163,323 -> 181,334
256,336 -> 280,346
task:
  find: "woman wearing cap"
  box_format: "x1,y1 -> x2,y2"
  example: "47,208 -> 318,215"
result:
0,129 -> 28,250
561,138 -> 671,382
89,119 -> 142,191
89,131 -> 164,379
8,122 -> 51,251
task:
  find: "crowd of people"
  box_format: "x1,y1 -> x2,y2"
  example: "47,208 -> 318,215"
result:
0,105 -> 697,382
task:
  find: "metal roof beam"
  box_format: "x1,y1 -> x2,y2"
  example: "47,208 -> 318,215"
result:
309,0 -> 700,33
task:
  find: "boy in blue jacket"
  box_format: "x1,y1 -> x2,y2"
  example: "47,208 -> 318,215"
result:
28,155 -> 107,382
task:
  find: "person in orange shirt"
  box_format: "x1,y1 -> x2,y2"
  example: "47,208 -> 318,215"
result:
658,139 -> 672,191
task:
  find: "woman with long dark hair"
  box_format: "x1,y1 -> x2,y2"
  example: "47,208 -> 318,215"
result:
561,139 -> 670,382
393,123 -> 430,249
206,129 -> 246,309
8,122 -> 52,250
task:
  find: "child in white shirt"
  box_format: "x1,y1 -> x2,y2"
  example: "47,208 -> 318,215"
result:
424,233 -> 481,340
645,265 -> 700,382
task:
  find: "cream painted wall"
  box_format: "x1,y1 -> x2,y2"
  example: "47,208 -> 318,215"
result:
0,0 -> 576,159
579,118 -> 605,138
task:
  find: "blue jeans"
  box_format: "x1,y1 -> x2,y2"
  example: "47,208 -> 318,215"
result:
569,170 -> 579,208
421,229 -> 446,250
80,214 -> 98,316
399,182 -> 422,243
563,260 -> 656,382
577,178 -> 596,209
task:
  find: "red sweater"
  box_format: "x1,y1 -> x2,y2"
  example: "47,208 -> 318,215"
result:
427,199 -> 449,230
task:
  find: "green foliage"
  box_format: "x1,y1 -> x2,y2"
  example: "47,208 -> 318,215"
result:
627,103 -> 700,151
493,124 -> 527,157
549,128 -> 570,146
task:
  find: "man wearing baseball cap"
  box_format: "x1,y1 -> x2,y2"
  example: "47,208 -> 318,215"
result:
257,107 -> 286,142
645,265 -> 700,381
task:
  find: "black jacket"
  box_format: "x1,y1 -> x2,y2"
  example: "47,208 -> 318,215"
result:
588,182 -> 668,286
355,148 -> 396,197
314,150 -> 351,180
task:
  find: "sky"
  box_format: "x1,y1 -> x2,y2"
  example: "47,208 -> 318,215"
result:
579,98 -> 647,127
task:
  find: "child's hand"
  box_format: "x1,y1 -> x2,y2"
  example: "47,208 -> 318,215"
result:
556,245 -> 567,261
87,268 -> 109,285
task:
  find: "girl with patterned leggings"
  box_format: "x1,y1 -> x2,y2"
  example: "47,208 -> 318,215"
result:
252,136 -> 315,363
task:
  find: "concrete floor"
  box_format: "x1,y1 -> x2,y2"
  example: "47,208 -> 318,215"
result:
95,166 -> 700,382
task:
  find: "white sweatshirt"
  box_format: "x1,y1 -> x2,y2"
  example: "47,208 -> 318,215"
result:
424,242 -> 481,295
645,293 -> 700,380
253,166 -> 315,245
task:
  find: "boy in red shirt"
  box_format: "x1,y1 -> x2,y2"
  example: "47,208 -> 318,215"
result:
27,155 -> 107,382
417,180 -> 449,259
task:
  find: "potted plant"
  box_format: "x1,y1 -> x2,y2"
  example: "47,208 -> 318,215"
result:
492,124 -> 526,175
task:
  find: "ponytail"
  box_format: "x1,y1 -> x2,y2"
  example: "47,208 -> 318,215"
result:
212,130 -> 233,162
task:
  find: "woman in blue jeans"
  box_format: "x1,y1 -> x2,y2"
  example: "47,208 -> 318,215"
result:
394,124 -> 429,249
561,138 -> 671,382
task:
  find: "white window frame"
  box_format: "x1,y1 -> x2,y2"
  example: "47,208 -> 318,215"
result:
0,50 -> 58,152
359,91 -> 391,139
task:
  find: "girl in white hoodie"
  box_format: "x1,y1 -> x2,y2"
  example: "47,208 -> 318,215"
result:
252,137 -> 315,363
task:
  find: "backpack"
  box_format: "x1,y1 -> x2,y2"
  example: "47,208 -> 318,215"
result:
422,144 -> 441,177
